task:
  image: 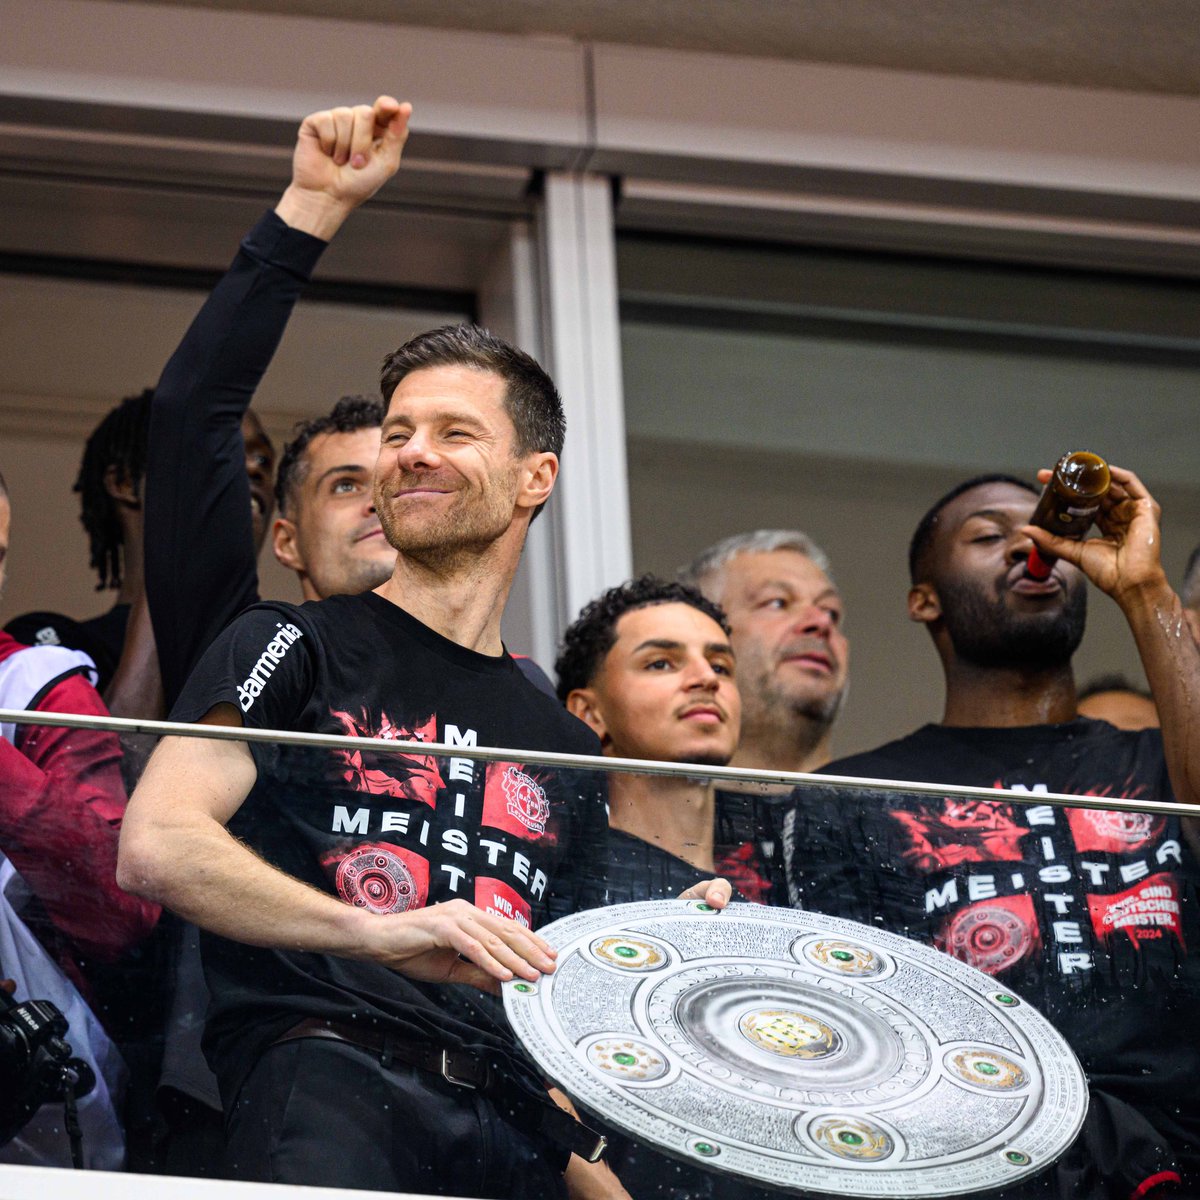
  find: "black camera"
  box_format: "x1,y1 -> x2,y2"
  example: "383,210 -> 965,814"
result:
0,984 -> 96,1150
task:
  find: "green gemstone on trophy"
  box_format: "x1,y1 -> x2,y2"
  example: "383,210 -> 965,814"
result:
694,1142 -> 718,1156
615,945 -> 638,958
838,1131 -> 864,1146
613,1052 -> 637,1066
514,983 -> 534,994
696,903 -> 716,912
831,950 -> 854,962
976,1062 -> 1000,1075
1005,1151 -> 1031,1165
995,993 -> 1018,1006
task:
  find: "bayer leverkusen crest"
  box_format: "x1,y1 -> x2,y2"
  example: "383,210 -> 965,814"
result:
502,765 -> 549,835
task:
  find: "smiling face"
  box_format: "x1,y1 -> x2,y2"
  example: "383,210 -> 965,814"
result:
915,480 -> 1087,669
272,425 -> 395,600
375,365 -> 553,563
570,602 -> 740,767
716,549 -> 849,731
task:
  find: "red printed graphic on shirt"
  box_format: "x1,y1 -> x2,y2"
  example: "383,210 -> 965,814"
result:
1087,873 -> 1184,950
482,763 -> 552,842
323,841 -> 429,914
329,709 -> 445,806
892,801 -> 1028,870
936,894 -> 1040,975
715,842 -> 772,905
475,877 -> 532,928
1066,807 -> 1165,854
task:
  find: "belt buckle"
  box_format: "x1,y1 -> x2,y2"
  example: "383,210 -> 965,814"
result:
440,1049 -> 479,1090
584,1133 -> 608,1164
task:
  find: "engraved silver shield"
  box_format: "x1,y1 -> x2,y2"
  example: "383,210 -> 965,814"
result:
503,900 -> 1088,1196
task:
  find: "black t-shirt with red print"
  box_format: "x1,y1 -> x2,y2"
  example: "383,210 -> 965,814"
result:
171,591 -> 605,1107
784,718 -> 1200,1184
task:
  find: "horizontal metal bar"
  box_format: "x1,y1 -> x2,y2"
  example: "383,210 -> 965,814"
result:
3,708 -> 1195,820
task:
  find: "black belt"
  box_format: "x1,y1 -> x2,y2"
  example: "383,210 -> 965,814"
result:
275,1018 -> 607,1164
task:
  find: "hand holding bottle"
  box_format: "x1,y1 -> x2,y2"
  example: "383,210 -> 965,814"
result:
1023,464 -> 1169,609
1024,451 -> 1110,580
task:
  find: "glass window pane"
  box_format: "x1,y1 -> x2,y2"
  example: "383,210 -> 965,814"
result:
2,712 -> 1195,1195
618,233 -> 1200,756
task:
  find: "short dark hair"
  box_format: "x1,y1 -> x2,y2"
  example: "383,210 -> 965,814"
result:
380,324 -> 565,460
555,575 -> 731,702
76,389 -> 153,590
908,473 -> 1039,584
275,395 -> 385,516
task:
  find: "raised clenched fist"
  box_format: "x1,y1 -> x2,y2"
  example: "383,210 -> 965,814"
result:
276,95 -> 412,239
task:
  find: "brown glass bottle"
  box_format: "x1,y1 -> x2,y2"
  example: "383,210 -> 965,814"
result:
1026,450 -> 1111,580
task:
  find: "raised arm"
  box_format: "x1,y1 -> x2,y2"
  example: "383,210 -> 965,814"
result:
1025,465 -> 1200,806
116,716 -> 556,994
144,97 -> 411,707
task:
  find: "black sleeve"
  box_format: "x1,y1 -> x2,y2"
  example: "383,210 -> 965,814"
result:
787,783 -> 934,946
169,603 -> 316,731
784,785 -> 878,920
145,210 -> 327,708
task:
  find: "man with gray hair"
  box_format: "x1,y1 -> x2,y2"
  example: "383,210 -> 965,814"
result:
679,531 -> 848,906
679,529 -> 848,773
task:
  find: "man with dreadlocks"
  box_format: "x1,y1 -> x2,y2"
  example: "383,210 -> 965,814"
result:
5,389 -> 153,693
71,389 -> 153,671
0,467 -> 159,974
2,388 -> 275,711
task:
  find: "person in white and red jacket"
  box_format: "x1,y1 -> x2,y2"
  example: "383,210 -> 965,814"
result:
0,472 -> 159,985
0,469 -> 159,1168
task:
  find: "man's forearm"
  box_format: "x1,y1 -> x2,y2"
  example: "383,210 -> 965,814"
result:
104,592 -> 164,719
1123,579 -> 1200,807
565,1152 -> 631,1200
551,1087 -> 631,1200
121,807 -> 370,954
116,733 -> 557,989
117,737 -> 371,955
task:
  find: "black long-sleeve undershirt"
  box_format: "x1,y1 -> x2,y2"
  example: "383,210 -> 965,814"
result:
145,211 -> 327,708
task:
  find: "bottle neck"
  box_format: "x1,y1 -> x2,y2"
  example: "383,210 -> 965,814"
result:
1026,545 -> 1055,580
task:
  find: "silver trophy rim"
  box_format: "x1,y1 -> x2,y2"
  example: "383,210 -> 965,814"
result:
504,899 -> 1089,1198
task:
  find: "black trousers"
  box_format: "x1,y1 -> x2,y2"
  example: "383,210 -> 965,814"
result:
224,1037 -> 568,1198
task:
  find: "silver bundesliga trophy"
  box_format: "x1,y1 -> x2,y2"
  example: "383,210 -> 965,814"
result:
504,901 -> 1088,1196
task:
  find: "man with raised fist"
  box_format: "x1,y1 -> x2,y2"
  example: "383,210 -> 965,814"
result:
119,98 -> 694,1200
